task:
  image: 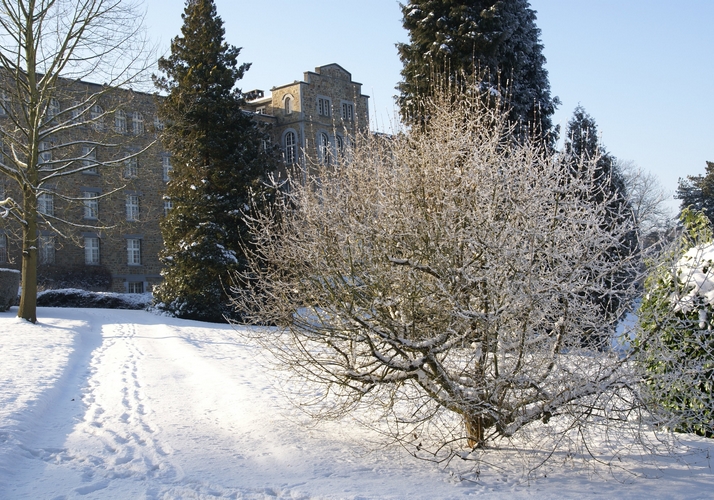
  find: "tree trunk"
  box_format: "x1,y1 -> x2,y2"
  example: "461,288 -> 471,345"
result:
464,413 -> 490,448
17,190 -> 38,323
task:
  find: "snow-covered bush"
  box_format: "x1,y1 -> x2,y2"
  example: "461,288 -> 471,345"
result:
234,83 -> 644,463
636,209 -> 714,437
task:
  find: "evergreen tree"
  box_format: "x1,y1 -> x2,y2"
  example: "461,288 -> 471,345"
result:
153,0 -> 276,322
676,161 -> 714,222
563,106 -> 637,348
397,0 -> 558,140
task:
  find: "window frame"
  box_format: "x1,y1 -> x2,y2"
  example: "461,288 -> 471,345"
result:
162,156 -> 172,182
38,192 -> 54,217
125,194 -> 139,221
0,233 -> 7,263
84,236 -> 100,265
115,109 -> 127,133
132,111 -> 144,135
317,97 -> 331,117
284,130 -> 297,164
127,238 -> 141,266
39,234 -> 55,265
124,156 -> 138,178
82,191 -> 99,219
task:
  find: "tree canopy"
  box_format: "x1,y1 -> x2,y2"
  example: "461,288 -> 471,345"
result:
153,0 -> 276,322
397,0 -> 558,141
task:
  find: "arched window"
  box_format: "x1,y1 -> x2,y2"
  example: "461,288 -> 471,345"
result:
47,98 -> 60,121
132,112 -> 144,135
319,132 -> 330,165
285,131 -> 296,164
284,96 -> 292,115
336,135 -> 344,158
115,110 -> 127,133
90,105 -> 103,131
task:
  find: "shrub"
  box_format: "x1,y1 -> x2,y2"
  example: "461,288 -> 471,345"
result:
636,208 -> 714,437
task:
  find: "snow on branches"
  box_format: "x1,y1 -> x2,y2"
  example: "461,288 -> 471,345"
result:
234,83 -> 648,468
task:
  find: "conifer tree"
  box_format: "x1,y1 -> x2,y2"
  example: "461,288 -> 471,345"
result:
676,161 -> 714,223
563,106 -> 636,348
397,0 -> 558,140
153,0 -> 275,322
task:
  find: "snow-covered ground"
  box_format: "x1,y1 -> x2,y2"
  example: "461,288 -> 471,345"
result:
1,306 -> 713,499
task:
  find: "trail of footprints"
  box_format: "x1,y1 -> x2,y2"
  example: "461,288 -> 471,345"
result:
38,322 -> 183,494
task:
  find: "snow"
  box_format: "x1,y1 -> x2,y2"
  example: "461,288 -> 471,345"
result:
675,242 -> 714,312
1,306 -> 713,499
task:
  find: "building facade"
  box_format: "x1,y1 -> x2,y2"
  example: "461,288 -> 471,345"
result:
0,64 -> 369,293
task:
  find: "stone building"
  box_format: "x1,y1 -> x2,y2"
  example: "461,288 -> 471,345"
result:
243,63 -> 369,173
0,64 -> 369,293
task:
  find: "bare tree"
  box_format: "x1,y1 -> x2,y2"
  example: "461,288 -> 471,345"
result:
234,85 -> 647,465
618,159 -> 675,238
0,0 -> 153,322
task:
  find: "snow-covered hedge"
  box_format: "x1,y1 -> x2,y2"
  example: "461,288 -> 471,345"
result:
637,209 -> 714,437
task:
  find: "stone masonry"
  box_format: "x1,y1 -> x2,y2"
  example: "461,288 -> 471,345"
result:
0,64 -> 369,293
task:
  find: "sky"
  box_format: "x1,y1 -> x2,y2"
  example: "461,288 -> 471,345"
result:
144,0 -> 714,213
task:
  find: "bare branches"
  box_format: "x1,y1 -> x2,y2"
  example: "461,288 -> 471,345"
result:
0,0 -> 154,322
234,82 -> 648,469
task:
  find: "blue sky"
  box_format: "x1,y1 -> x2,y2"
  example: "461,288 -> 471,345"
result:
145,1 -> 714,212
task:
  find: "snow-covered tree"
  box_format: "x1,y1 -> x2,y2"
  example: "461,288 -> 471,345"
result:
397,0 -> 558,141
618,159 -> 674,237
0,0 -> 152,323
153,0 -> 276,322
636,208 -> 714,438
676,161 -> 714,224
563,106 -> 638,348
234,84 -> 644,462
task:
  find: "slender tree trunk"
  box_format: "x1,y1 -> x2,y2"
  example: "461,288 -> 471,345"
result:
18,188 -> 38,323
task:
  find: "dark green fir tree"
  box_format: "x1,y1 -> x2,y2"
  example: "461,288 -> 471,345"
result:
564,106 -> 637,348
397,0 -> 559,141
676,161 -> 714,223
152,0 -> 276,322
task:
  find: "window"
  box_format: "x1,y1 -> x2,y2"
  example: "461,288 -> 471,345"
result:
115,110 -> 127,133
317,97 -> 331,117
90,105 -> 104,131
47,98 -> 60,121
82,146 -> 98,174
39,235 -> 55,265
336,135 -> 344,157
84,237 -> 100,265
256,106 -> 266,115
127,281 -> 144,293
82,191 -> 99,219
162,156 -> 172,182
39,141 -> 52,165
38,193 -> 54,217
124,156 -> 138,178
0,234 -> 7,263
132,112 -> 144,135
285,131 -> 296,164
319,132 -> 330,165
341,102 -> 354,121
163,198 -> 173,217
153,115 -> 164,132
284,96 -> 292,115
126,194 -> 139,221
71,101 -> 84,124
127,238 -> 141,265
0,90 -> 10,116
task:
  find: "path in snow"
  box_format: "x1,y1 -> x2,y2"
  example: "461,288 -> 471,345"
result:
1,307 -> 714,499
